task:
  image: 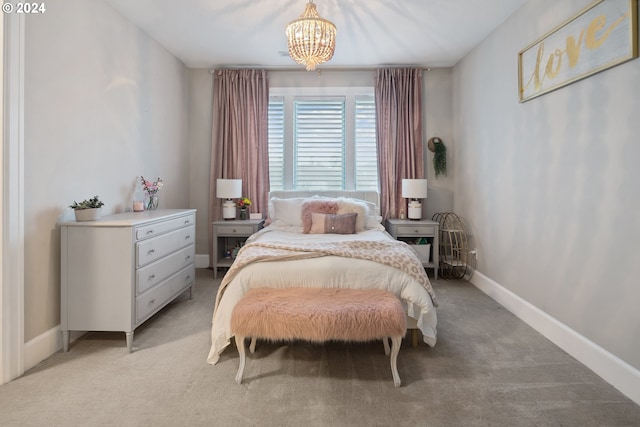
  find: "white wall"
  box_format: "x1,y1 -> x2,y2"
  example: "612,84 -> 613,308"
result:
424,68 -> 454,219
24,0 -> 189,341
453,0 -> 640,372
187,69 -> 213,257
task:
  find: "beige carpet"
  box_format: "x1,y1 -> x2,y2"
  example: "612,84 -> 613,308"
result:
1,268 -> 638,426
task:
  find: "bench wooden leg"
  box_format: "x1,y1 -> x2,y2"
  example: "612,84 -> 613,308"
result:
249,337 -> 257,354
390,336 -> 402,387
235,335 -> 247,384
382,337 -> 390,355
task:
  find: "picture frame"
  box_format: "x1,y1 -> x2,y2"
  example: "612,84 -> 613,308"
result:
518,0 -> 638,102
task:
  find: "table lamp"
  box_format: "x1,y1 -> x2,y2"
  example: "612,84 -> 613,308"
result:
401,179 -> 427,220
216,179 -> 242,220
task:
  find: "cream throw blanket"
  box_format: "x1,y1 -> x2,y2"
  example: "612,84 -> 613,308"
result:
215,240 -> 438,311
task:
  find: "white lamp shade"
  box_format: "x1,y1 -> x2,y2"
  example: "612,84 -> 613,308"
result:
401,179 -> 428,199
216,179 -> 242,199
217,179 -> 242,220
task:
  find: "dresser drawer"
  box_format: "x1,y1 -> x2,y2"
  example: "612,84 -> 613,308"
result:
216,225 -> 255,236
135,265 -> 194,324
135,213 -> 195,241
136,225 -> 195,267
395,224 -> 436,236
136,244 -> 195,295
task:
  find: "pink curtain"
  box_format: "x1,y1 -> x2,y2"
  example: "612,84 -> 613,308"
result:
375,68 -> 424,220
208,69 -> 270,266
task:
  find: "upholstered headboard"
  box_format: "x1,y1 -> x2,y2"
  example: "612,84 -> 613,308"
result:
268,191 -> 380,213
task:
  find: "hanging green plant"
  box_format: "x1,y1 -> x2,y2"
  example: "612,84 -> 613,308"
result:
428,137 -> 447,178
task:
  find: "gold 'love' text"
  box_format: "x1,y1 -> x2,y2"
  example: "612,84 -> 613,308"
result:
523,11 -> 629,94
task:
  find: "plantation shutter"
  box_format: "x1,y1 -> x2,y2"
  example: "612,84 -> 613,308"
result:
355,95 -> 378,190
268,96 -> 285,191
294,98 -> 345,190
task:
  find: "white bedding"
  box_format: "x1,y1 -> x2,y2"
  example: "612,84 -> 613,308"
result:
207,227 -> 438,365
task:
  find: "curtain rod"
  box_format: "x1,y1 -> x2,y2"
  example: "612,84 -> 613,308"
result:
208,66 -> 433,74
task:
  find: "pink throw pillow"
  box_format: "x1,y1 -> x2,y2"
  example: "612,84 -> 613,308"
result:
301,200 -> 339,233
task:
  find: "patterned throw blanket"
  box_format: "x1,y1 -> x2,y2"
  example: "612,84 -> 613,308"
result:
215,240 -> 438,310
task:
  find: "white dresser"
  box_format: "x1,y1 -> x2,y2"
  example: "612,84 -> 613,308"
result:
60,209 -> 196,352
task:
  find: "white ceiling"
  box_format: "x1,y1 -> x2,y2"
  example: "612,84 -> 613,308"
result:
104,0 -> 527,69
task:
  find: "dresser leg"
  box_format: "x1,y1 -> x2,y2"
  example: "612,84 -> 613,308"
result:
126,332 -> 134,353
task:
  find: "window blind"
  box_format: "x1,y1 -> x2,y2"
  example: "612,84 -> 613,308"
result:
355,96 -> 378,191
293,99 -> 345,190
268,96 -> 285,191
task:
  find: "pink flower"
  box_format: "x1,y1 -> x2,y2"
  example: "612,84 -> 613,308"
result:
140,176 -> 164,196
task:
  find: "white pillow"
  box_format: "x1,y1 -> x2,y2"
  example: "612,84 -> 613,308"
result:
269,197 -> 305,227
336,198 -> 368,232
361,199 -> 384,229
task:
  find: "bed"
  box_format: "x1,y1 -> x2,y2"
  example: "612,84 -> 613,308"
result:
207,191 -> 438,365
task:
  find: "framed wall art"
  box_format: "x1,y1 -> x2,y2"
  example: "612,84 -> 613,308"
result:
518,0 -> 638,102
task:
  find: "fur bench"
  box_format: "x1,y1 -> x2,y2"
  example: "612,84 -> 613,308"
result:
230,287 -> 407,387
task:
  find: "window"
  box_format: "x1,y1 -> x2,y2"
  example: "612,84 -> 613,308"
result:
268,88 -> 378,191
354,96 -> 377,191
294,98 -> 345,190
268,97 -> 284,190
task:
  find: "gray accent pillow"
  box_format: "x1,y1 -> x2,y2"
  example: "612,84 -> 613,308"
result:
309,212 -> 357,234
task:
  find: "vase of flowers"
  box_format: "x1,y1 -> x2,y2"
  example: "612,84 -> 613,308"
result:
238,197 -> 251,220
141,176 -> 163,210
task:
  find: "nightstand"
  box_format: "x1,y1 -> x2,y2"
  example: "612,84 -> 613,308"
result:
385,218 -> 439,280
212,219 -> 265,279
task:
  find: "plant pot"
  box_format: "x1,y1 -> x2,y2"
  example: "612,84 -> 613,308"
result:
74,207 -> 102,222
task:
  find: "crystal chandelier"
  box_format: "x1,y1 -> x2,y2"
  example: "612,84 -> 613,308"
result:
285,1 -> 337,71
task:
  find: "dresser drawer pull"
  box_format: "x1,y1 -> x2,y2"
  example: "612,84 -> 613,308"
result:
184,219 -> 190,224
149,299 -> 155,305
232,229 -> 237,233
185,255 -> 191,261
148,249 -> 155,255
185,275 -> 191,281
185,235 -> 191,240
146,230 -> 154,235
147,274 -> 155,281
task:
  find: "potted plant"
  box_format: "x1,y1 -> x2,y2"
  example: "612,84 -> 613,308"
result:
69,195 -> 105,221
428,137 -> 447,178
237,197 -> 252,220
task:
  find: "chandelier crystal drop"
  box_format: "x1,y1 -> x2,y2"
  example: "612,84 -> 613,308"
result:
285,1 -> 336,71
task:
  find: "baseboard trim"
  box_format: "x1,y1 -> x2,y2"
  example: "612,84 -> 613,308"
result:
24,327 -> 85,372
195,254 -> 209,269
470,271 -> 640,406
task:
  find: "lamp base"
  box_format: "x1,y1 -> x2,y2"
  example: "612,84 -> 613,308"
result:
222,200 -> 236,220
408,200 -> 422,220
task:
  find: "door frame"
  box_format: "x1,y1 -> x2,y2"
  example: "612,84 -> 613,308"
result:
1,10 -> 25,385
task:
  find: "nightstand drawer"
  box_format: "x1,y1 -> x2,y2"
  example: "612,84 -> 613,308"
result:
216,225 -> 255,236
395,225 -> 436,236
